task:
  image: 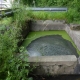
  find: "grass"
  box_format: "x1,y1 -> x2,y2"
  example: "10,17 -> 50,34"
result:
30,8 -> 80,24
0,17 -> 12,31
31,11 -> 67,20
0,17 -> 12,25
22,30 -> 80,55
0,8 -> 80,24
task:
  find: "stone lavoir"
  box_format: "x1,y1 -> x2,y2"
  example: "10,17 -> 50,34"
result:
22,20 -> 80,75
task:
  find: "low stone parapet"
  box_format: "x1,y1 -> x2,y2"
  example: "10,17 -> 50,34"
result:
30,20 -> 66,31
65,25 -> 80,51
28,55 -> 77,75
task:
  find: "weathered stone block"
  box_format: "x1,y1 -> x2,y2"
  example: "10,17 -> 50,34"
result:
30,20 -> 66,31
28,55 -> 77,75
70,23 -> 80,30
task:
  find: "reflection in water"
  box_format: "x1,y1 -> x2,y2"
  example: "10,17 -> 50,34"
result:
27,35 -> 78,57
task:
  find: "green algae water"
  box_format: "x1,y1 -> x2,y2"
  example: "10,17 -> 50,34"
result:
23,30 -> 80,55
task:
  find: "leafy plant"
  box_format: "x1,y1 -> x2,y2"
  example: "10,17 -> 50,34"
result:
0,25 -> 19,79
32,11 -> 66,20
66,8 -> 80,24
0,19 -> 33,80
0,3 -> 33,80
6,50 -> 31,80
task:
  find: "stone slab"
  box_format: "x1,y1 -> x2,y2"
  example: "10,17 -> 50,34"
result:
70,23 -> 80,30
30,20 -> 66,31
28,55 -> 77,75
65,25 -> 80,51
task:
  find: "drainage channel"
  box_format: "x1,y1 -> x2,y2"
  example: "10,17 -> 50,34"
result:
0,7 -> 67,18
26,7 -> 67,11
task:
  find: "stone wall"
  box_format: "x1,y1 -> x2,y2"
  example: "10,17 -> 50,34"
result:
28,55 -> 77,75
65,24 -> 80,51
30,20 -> 66,31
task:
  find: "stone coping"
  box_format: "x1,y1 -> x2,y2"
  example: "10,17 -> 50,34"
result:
28,55 -> 77,62
30,20 -> 66,31
65,24 -> 80,51
28,55 -> 77,75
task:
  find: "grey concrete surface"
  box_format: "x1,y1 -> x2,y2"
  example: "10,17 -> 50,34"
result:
28,55 -> 77,75
65,24 -> 80,51
30,20 -> 66,31
30,20 -> 80,51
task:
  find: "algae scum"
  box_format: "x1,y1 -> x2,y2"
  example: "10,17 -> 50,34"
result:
23,30 -> 80,57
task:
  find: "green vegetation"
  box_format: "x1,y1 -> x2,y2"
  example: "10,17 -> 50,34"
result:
0,21 -> 32,80
20,0 -> 80,24
20,0 -> 75,7
28,9 -> 80,24
0,4 -> 33,80
1,0 -> 80,24
0,17 -> 12,25
21,0 -> 80,8
0,0 -> 80,79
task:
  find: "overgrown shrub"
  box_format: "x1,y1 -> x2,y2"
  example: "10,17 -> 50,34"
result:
0,25 -> 19,79
20,0 -> 73,7
19,0 -> 80,24
0,4 -> 33,80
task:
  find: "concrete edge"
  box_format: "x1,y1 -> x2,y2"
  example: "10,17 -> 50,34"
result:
65,24 -> 80,51
28,55 -> 77,62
